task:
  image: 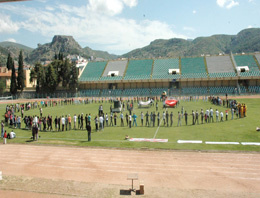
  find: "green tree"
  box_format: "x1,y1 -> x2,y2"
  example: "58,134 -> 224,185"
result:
6,53 -> 12,70
10,60 -> 17,95
36,64 -> 46,92
69,63 -> 78,91
17,50 -> 25,91
46,64 -> 57,92
62,58 -> 70,88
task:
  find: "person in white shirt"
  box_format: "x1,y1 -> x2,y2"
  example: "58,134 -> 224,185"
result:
215,109 -> 219,122
220,111 -> 224,122
99,115 -> 104,131
61,116 -> 65,131
105,113 -> 109,127
73,114 -> 77,129
129,114 -> 132,128
33,116 -> 38,126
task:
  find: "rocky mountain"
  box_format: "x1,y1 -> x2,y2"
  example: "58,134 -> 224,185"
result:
25,35 -> 118,64
26,35 -> 87,63
122,28 -> 260,58
0,35 -> 118,66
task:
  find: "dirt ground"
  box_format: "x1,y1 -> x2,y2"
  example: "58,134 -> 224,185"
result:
0,144 -> 260,198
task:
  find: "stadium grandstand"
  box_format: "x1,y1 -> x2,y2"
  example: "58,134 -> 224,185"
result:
78,53 -> 260,97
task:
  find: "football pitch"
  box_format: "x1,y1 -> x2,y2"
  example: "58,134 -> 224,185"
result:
1,97 -> 260,152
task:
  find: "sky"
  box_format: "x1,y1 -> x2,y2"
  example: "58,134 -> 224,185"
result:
0,0 -> 259,55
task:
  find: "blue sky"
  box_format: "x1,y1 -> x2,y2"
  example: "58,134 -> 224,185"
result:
0,0 -> 259,55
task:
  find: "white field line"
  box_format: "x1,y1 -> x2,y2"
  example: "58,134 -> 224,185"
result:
153,108 -> 167,139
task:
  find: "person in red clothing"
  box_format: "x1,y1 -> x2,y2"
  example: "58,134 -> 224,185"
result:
3,130 -> 7,144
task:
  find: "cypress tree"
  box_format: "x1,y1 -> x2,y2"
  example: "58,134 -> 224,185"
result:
6,53 -> 12,70
10,60 -> 17,95
17,50 -> 25,91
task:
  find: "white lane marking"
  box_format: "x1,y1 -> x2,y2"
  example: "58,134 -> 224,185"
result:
177,140 -> 203,144
205,141 -> 240,145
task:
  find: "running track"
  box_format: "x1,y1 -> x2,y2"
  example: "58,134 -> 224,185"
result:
0,144 -> 260,197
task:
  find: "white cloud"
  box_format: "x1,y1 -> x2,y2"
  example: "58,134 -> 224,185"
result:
0,14 -> 19,34
192,10 -> 197,14
216,0 -> 239,9
87,0 -> 138,16
0,2 -> 186,54
247,25 -> 253,28
5,38 -> 16,43
122,0 -> 138,7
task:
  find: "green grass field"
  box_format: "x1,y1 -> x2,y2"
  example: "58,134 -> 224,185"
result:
1,97 -> 260,151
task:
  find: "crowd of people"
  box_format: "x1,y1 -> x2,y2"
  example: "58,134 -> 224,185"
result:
1,96 -> 249,142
